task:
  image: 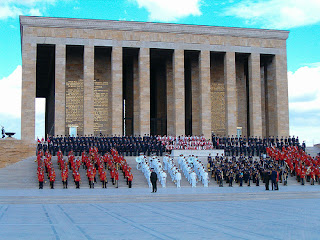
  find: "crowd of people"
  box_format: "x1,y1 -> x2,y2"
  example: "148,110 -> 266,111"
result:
212,135 -> 306,157
268,146 -> 320,185
34,133 -> 320,190
136,154 -> 168,190
41,135 -> 165,157
157,135 -> 214,151
177,155 -> 209,187
163,155 -> 182,188
36,147 -> 133,189
208,153 -> 285,190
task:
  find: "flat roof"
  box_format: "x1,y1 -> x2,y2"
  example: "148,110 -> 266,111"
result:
20,16 -> 289,40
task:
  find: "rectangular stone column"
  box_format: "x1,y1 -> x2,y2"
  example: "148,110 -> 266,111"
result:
249,53 -> 262,137
191,57 -> 200,136
173,49 -> 185,136
55,45 -> 66,136
200,50 -> 211,139
111,47 -> 123,135
274,54 -> 289,137
83,45 -> 95,136
224,52 -> 237,137
137,48 -> 150,135
166,57 -> 174,136
21,42 -> 36,141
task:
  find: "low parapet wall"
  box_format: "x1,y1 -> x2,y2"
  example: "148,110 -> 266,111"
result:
171,149 -> 225,157
0,138 -> 36,168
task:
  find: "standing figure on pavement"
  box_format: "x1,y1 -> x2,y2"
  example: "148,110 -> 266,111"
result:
150,168 -> 157,193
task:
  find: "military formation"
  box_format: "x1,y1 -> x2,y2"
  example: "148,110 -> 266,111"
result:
36,147 -> 133,189
268,146 -> 320,185
42,135 -> 165,157
212,135 -> 305,156
36,134 -> 319,190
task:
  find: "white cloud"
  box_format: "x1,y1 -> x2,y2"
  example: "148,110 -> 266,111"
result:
288,64 -> 320,112
0,66 -> 22,118
28,8 -> 42,16
0,0 -> 57,20
0,5 -> 22,19
288,63 -> 320,146
133,0 -> 202,21
225,0 -> 320,29
0,65 -> 45,139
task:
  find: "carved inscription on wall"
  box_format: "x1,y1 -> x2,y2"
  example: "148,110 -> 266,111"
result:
65,79 -> 84,135
211,55 -> 226,137
236,59 -> 247,137
94,48 -> 111,136
211,83 -> 226,136
65,47 -> 84,136
94,79 -> 109,135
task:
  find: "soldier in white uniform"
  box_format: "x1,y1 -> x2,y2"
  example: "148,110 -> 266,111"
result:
163,154 -> 169,170
203,171 -> 209,187
190,170 -> 197,187
176,170 -> 182,188
160,170 -> 167,188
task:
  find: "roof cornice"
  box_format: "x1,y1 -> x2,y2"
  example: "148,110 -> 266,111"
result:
20,16 -> 289,40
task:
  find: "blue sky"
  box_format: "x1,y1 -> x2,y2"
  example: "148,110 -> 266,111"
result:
0,0 -> 319,145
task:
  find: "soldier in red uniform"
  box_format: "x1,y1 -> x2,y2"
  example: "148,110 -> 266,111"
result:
100,171 -> 107,188
74,171 -> 81,189
128,172 -> 133,188
49,170 -> 56,189
88,169 -> 95,188
115,170 -> 119,188
38,170 -> 44,189
61,169 -> 68,189
110,168 -> 115,185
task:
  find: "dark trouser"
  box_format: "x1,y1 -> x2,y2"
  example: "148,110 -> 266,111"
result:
129,181 -> 132,188
102,180 -> 107,188
151,181 -> 157,192
50,181 -> 54,189
39,181 -> 43,189
76,181 -> 80,189
272,180 -> 276,190
265,180 -> 269,190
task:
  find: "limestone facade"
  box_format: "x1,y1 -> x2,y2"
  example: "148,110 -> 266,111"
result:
20,16 -> 290,140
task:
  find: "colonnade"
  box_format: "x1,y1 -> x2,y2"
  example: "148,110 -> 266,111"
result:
21,44 -> 289,141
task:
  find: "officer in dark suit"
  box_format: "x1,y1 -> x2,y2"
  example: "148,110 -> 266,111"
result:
150,168 -> 158,193
271,168 -> 278,190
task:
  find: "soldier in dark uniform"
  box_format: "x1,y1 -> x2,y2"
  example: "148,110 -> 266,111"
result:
150,168 -> 157,193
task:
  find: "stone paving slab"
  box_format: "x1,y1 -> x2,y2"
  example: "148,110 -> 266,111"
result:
1,156 -> 320,239
0,186 -> 319,239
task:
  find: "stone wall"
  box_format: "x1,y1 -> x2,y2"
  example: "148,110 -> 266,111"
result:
211,54 -> 226,136
65,46 -> 84,136
236,57 -> 247,137
0,139 -> 36,169
94,47 -> 111,136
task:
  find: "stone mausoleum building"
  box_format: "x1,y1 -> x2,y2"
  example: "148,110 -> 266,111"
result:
20,16 -> 289,141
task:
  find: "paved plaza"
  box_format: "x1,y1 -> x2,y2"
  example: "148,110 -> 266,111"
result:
0,156 -> 320,239
0,187 -> 320,239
